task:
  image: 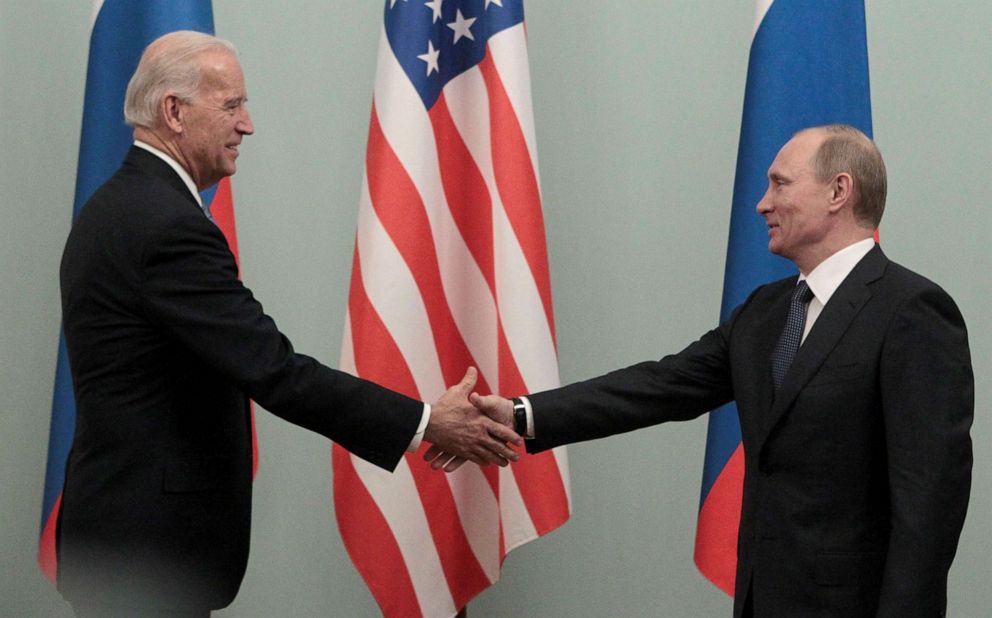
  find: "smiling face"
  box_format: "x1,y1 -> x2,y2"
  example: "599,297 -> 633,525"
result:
176,50 -> 254,189
756,130 -> 837,272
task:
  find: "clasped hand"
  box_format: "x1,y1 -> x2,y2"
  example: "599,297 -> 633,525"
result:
423,367 -> 519,473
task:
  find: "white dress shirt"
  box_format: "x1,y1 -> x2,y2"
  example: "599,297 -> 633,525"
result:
798,237 -> 876,343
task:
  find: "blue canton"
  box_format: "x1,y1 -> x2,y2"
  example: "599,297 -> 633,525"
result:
384,0 -> 525,109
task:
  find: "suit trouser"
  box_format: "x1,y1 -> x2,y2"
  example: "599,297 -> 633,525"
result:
72,600 -> 209,618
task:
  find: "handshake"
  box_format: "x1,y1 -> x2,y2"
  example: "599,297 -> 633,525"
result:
422,367 -> 523,473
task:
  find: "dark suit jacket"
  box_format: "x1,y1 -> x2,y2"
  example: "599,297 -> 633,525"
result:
525,245 -> 972,617
58,147 -> 423,610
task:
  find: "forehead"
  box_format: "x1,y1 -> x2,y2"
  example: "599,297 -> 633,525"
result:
196,50 -> 246,93
770,131 -> 822,175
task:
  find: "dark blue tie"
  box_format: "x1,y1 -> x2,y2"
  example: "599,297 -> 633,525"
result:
771,280 -> 814,389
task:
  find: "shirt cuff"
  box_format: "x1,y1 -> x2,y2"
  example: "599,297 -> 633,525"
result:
406,403 -> 431,452
519,395 -> 535,439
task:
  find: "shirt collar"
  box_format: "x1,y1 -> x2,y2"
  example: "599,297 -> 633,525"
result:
799,237 -> 876,306
133,140 -> 204,209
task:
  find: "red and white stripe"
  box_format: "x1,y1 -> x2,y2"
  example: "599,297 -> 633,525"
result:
333,22 -> 571,618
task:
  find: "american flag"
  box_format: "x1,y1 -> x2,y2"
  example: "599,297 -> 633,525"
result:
332,1 -> 571,616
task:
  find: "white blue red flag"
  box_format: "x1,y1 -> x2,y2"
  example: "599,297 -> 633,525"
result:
694,0 -> 874,595
38,0 -> 251,584
334,1 -> 571,616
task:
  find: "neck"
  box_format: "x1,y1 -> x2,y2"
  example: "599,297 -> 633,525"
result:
795,230 -> 874,275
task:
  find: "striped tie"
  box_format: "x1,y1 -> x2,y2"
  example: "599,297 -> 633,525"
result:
771,280 -> 814,389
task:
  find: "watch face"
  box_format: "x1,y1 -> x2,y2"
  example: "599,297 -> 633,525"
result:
513,402 -> 527,435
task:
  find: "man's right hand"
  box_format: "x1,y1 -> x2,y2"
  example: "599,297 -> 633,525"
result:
424,389 -> 518,472
423,368 -> 522,472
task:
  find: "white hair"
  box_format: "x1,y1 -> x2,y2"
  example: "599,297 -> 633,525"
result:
123,30 -> 237,128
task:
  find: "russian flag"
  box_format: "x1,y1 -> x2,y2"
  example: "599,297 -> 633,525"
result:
38,0 -> 250,584
693,0 -> 873,595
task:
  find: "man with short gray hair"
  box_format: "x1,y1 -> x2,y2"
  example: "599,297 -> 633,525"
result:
58,30 -> 521,617
465,125 -> 973,617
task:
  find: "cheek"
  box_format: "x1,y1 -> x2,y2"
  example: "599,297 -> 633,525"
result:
777,203 -> 796,228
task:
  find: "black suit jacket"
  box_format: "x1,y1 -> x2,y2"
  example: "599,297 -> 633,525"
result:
525,246 -> 972,617
58,147 -> 423,610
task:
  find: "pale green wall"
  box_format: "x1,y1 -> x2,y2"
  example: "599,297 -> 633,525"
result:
2,1 -> 989,616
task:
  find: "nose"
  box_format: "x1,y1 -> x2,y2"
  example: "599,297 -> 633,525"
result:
756,188 -> 772,215
238,107 -> 254,136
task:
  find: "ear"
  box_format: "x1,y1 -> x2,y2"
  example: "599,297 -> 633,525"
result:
827,172 -> 854,214
160,94 -> 185,136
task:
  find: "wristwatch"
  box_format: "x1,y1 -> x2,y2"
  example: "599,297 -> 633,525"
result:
511,397 -> 528,437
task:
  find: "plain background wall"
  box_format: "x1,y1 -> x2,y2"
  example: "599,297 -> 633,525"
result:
2,1 -> 988,616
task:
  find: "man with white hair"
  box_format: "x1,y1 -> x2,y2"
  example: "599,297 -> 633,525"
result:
58,30 -> 520,617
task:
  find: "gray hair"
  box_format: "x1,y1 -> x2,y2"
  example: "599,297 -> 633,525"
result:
805,124 -> 887,228
124,30 -> 237,128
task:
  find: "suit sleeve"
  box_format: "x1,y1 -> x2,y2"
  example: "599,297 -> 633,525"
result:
876,285 -> 973,617
525,312 -> 738,453
138,210 -> 422,471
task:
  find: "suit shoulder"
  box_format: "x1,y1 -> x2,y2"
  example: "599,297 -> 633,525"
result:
70,164 -> 215,255
872,259 -> 968,335
879,259 -> 958,303
63,163 -> 221,279
86,165 -> 199,224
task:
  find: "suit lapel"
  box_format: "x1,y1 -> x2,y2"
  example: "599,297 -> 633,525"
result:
759,246 -> 888,446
